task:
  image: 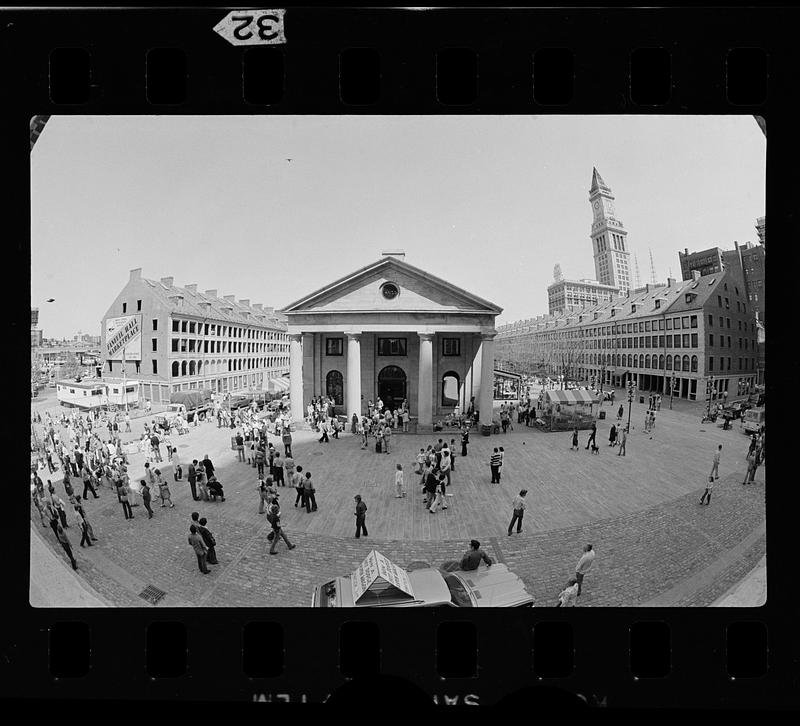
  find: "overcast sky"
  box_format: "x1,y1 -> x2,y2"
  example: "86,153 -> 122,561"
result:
31,115 -> 765,338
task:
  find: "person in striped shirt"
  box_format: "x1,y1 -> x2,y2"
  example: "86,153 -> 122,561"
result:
489,448 -> 501,483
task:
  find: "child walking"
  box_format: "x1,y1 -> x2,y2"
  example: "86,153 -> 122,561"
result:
394,464 -> 405,498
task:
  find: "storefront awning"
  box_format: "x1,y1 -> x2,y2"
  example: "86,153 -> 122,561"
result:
267,377 -> 290,392
544,389 -> 599,405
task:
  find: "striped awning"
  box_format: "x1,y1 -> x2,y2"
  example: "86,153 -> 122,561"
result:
543,389 -> 599,405
268,376 -> 291,392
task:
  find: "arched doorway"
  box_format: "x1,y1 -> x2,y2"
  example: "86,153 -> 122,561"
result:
377,365 -> 407,412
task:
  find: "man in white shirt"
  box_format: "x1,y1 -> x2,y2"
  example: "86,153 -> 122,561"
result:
507,489 -> 528,535
575,544 -> 596,596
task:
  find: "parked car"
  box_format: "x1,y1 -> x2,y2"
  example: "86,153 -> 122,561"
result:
228,394 -> 254,410
312,558 -> 534,608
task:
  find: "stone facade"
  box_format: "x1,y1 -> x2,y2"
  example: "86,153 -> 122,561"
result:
281,253 -> 502,427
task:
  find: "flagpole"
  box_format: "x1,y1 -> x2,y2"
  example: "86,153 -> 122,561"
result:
122,348 -> 128,413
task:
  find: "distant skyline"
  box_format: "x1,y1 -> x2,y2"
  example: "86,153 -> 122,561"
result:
31,115 -> 765,338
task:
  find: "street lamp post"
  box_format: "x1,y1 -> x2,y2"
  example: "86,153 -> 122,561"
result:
626,377 -> 634,433
599,362 -> 606,407
669,373 -> 676,410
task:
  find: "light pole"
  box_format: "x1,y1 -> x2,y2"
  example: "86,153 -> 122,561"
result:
599,362 -> 606,407
625,378 -> 634,433
669,373 -> 676,410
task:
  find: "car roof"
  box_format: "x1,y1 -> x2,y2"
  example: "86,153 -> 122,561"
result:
451,564 -> 534,607
335,568 -> 452,607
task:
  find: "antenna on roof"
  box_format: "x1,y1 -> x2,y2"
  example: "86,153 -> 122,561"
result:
633,252 -> 642,290
649,248 -> 657,285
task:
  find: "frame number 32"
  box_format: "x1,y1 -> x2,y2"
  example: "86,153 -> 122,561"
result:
214,9 -> 286,46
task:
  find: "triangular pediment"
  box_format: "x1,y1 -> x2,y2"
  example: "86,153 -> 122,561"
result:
280,257 -> 502,316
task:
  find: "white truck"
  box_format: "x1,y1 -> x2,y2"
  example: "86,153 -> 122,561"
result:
742,407 -> 765,435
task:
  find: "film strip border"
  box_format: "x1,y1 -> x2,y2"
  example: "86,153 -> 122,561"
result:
4,9 -> 785,113
7,6 -> 796,708
20,615 -> 771,706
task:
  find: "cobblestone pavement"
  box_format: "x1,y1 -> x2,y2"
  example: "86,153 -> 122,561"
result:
30,395 -> 766,607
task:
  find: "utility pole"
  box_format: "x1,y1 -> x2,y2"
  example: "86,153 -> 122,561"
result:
669,372 -> 676,410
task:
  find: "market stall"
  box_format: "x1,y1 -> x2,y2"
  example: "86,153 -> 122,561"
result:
537,388 -> 600,431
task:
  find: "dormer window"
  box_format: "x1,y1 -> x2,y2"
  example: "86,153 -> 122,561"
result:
631,304 -> 637,313
654,299 -> 661,309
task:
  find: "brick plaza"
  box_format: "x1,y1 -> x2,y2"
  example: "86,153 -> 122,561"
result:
31,392 -> 765,607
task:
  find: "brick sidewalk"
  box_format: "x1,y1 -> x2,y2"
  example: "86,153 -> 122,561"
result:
30,400 -> 765,607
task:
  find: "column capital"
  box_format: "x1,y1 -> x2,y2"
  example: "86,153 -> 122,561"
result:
481,331 -> 497,341
345,331 -> 362,341
418,332 -> 435,342
289,333 -> 303,343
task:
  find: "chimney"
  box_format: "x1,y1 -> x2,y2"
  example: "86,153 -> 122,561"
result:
252,303 -> 263,311
691,270 -> 701,282
185,284 -> 197,294
381,249 -> 406,262
160,276 -> 174,287
204,289 -> 217,297
238,299 -> 250,307
223,295 -> 236,302
130,268 -> 142,281
645,283 -> 651,293
684,248 -> 688,255
263,307 -> 274,315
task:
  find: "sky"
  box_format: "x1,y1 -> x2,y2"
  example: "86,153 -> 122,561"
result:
31,115 -> 765,338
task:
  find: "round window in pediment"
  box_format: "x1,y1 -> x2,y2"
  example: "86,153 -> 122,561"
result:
381,282 -> 400,300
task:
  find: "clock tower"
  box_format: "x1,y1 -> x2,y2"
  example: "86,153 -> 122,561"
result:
589,167 -> 632,295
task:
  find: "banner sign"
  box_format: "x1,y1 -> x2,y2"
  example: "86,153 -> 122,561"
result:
351,550 -> 414,603
106,314 -> 142,361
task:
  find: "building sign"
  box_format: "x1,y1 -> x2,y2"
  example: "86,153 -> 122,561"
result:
106,314 -> 142,361
351,550 -> 414,604
493,369 -> 522,400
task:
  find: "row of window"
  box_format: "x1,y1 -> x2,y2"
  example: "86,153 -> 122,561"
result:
168,337 -> 287,354
580,353 -> 755,373
324,337 -> 462,357
171,358 -> 289,378
169,318 -> 287,341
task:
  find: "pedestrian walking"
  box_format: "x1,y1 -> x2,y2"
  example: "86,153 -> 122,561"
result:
255,445 -> 266,478
171,447 -> 182,481
556,578 -> 579,607
156,469 -> 175,508
429,476 -> 448,513
617,428 -> 627,456
192,513 -> 218,564
202,454 -> 215,479
303,471 -> 317,513
293,465 -> 306,507
272,452 -> 285,486
354,495 -> 368,538
55,523 -> 78,570
394,464 -> 405,498
585,422 -> 597,450
617,404 -> 624,422
507,489 -> 528,535
235,432 -> 245,462
187,460 -> 199,501
461,427 -> 469,457
570,427 -> 579,451
743,449 -> 758,485
699,475 -> 714,505
490,448 -> 501,483
119,483 -> 134,519
440,449 -> 452,487
383,425 -> 391,454
188,525 -> 210,573
196,466 -> 209,502
710,444 -> 722,481
282,428 -> 293,458
608,424 -> 617,446
80,465 -> 99,499
140,480 -> 154,518
574,544 -> 595,596
267,502 -> 296,554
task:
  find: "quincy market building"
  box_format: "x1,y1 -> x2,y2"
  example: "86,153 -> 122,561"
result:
280,252 -> 502,429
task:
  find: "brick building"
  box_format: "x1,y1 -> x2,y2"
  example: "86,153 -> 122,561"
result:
496,269 -> 759,402
100,268 -> 290,404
